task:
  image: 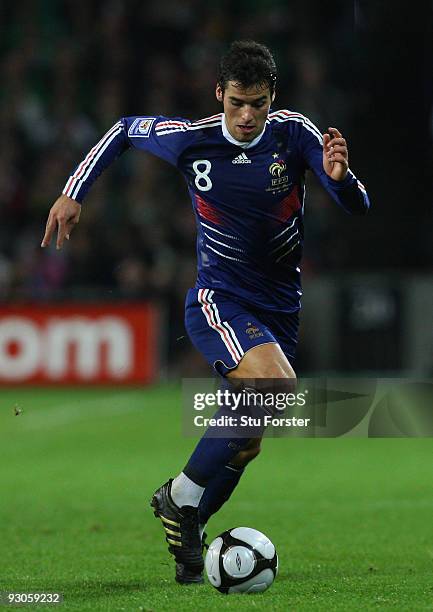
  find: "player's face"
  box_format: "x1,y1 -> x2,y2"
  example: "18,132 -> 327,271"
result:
216,81 -> 275,142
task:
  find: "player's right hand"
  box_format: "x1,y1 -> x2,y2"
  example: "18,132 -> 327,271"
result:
41,194 -> 82,250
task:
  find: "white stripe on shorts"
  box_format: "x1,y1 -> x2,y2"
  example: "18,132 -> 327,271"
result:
198,289 -> 244,364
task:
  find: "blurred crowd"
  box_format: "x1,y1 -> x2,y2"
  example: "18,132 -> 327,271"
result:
1,1 -> 431,372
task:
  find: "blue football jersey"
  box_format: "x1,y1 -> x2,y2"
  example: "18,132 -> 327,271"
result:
63,111 -> 370,312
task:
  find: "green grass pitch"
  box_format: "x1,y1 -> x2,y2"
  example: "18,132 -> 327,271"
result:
1,386 -> 432,611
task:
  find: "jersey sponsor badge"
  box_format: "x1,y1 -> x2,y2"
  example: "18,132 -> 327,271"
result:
128,117 -> 155,138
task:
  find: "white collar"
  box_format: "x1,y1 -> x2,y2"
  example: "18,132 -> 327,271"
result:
221,113 -> 266,149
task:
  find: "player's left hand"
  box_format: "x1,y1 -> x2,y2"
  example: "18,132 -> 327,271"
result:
322,127 -> 348,181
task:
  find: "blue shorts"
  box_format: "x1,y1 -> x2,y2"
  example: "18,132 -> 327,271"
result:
185,288 -> 299,376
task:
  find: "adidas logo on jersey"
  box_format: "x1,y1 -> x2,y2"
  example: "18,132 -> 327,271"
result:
232,152 -> 251,164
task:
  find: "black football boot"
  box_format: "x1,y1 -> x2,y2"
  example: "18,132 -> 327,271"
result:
150,479 -> 204,584
175,530 -> 209,584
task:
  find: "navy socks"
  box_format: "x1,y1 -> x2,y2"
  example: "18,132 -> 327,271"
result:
183,378 -> 253,486
198,463 -> 244,525
182,378 -> 261,520
183,434 -> 250,486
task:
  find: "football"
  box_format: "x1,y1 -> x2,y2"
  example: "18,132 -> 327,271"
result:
205,527 -> 278,594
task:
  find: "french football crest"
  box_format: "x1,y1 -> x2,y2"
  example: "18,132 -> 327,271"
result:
269,160 -> 287,177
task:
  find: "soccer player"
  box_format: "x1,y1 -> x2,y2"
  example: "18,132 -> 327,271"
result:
41,41 -> 370,584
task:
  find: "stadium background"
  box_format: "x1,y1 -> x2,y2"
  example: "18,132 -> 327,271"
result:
1,2 -> 432,610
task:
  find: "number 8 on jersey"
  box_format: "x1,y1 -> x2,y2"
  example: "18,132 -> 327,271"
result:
193,160 -> 212,192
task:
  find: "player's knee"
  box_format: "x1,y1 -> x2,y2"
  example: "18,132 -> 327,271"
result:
246,375 -> 297,397
241,362 -> 296,380
227,343 -> 296,380
258,364 -> 293,379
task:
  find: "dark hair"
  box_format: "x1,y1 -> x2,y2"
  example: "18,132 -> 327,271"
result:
217,40 -> 277,95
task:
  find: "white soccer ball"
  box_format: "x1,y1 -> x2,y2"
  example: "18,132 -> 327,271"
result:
205,527 -> 278,594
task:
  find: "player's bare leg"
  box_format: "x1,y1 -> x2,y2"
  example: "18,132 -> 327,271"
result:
227,342 -> 296,466
228,342 -> 296,380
